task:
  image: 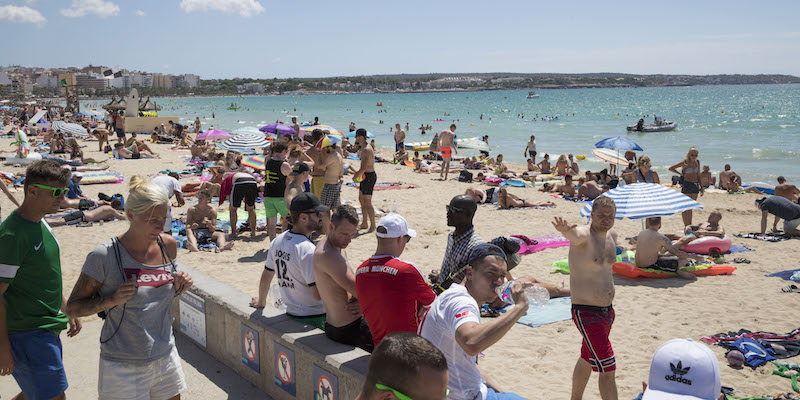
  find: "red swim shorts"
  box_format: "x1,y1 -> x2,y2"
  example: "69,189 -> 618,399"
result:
440,146 -> 452,159
572,304 -> 616,372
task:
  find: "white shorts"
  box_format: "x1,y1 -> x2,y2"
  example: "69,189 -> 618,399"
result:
98,346 -> 186,400
786,217 -> 800,234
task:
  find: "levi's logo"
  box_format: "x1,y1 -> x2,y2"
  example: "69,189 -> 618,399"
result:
665,361 -> 692,385
455,311 -> 471,319
124,268 -> 173,288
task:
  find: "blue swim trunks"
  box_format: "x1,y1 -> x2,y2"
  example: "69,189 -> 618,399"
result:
9,329 -> 68,400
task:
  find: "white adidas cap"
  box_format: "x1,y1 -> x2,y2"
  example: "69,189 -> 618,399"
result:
376,214 -> 416,239
642,339 -> 721,400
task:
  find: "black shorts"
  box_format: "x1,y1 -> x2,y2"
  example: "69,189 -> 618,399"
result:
63,210 -> 84,225
360,172 -> 377,196
232,177 -> 258,208
325,317 -> 374,352
681,181 -> 701,194
131,152 -> 141,159
529,150 -> 537,159
115,128 -> 125,138
195,228 -> 213,244
649,256 -> 679,272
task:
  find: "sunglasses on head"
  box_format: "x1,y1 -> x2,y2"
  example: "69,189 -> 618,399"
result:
301,210 -> 320,216
30,183 -> 68,198
446,204 -> 464,213
375,383 -> 449,400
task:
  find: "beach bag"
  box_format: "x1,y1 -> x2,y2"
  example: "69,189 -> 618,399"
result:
458,170 -> 473,182
731,338 -> 775,368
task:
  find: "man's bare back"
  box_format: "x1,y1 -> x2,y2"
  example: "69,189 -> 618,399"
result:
578,181 -> 603,200
776,183 -> 800,202
439,130 -> 455,150
285,180 -> 304,210
553,217 -> 617,307
313,237 -> 360,327
322,150 -> 343,184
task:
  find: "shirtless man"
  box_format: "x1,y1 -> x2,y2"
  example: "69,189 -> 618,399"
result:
552,197 -> 619,400
312,205 -> 373,351
635,217 -> 705,280
353,129 -> 377,232
186,189 -> 234,252
700,165 -> 716,188
47,203 -> 126,227
577,178 -> 604,200
671,211 -> 726,248
318,144 -> 344,234
112,143 -> 158,159
285,162 -> 309,215
290,116 -> 301,140
394,123 -> 405,153
537,154 -> 552,174
92,128 -> 109,152
718,164 -> 734,190
541,175 -> 577,197
438,124 -> 457,181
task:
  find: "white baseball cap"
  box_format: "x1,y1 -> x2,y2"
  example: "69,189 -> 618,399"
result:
376,214 -> 416,239
642,339 -> 721,400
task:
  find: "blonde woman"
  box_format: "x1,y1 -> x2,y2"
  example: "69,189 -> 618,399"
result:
66,175 -> 193,400
555,154 -> 570,176
669,147 -> 703,225
635,156 -> 661,184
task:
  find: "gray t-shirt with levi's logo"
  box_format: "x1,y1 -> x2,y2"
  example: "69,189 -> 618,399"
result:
82,239 -> 177,363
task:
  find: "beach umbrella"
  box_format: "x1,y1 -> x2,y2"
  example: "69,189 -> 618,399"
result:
85,110 -> 104,119
315,135 -> 341,150
579,183 -> 703,220
345,130 -> 374,138
594,136 -> 643,151
300,125 -> 342,136
592,149 -> 629,166
241,155 -> 266,170
260,123 -> 296,136
196,129 -> 232,141
218,133 -> 270,154
51,120 -> 88,136
233,126 -> 262,136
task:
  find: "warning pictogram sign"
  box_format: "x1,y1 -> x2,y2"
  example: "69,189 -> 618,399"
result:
240,324 -> 259,372
273,342 -> 296,395
313,364 -> 338,400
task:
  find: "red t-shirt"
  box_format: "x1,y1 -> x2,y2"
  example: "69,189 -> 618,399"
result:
356,255 -> 436,347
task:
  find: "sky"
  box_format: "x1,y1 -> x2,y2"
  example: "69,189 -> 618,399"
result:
1,0 -> 799,79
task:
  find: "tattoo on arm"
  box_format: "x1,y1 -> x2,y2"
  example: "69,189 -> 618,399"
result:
66,273 -> 110,318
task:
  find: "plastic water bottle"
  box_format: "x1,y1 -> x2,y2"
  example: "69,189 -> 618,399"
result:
495,281 -> 551,306
269,283 -> 287,311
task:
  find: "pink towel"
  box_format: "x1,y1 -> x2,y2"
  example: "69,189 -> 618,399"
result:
510,234 -> 570,255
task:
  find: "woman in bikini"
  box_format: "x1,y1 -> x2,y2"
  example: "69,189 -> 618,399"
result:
497,187 -> 555,209
555,154 -> 570,176
669,147 -> 703,226
635,155 -> 661,184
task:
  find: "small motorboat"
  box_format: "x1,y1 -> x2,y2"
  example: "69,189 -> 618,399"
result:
627,121 -> 678,132
526,91 -> 540,99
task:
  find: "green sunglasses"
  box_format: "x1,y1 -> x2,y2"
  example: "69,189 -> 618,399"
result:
375,384 -> 449,400
30,183 -> 69,198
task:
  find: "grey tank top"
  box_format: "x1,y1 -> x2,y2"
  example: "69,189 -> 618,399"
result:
81,239 -> 178,363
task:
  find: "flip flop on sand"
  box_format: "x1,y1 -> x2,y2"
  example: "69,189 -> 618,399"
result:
781,285 -> 800,293
733,258 -> 751,264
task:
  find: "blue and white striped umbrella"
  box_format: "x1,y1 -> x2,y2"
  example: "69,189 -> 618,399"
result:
51,120 -> 88,136
218,133 -> 269,154
579,183 -> 702,220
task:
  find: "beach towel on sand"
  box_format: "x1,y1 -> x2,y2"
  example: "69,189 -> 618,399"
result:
736,233 -> 796,242
345,181 -> 417,190
700,328 -> 800,360
485,297 -> 572,328
510,234 -> 570,255
80,171 -> 124,185
765,268 -> 800,282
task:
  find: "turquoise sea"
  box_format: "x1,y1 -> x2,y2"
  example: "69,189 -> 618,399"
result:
81,84 -> 800,185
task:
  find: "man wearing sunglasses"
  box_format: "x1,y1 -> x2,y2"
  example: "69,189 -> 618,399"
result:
356,332 -> 449,400
356,214 -> 435,348
434,195 -> 482,293
251,192 -> 329,330
419,243 -> 528,400
0,160 -> 82,400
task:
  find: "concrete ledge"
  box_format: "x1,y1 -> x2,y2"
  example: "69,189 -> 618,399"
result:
171,265 -> 369,400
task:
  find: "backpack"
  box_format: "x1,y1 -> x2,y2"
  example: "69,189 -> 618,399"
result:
458,170 -> 473,183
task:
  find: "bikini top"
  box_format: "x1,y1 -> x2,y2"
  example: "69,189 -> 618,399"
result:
683,161 -> 699,174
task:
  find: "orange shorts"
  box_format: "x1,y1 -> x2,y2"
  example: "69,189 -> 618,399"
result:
440,147 -> 452,159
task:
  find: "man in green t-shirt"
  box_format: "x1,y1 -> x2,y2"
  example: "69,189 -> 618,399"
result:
0,160 -> 81,400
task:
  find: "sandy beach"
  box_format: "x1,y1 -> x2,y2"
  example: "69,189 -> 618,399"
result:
1,133 -> 798,399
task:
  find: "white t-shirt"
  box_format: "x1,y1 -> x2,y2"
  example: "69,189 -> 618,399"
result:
526,140 -> 536,153
151,175 -> 182,232
265,231 -> 325,316
419,284 -> 486,400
